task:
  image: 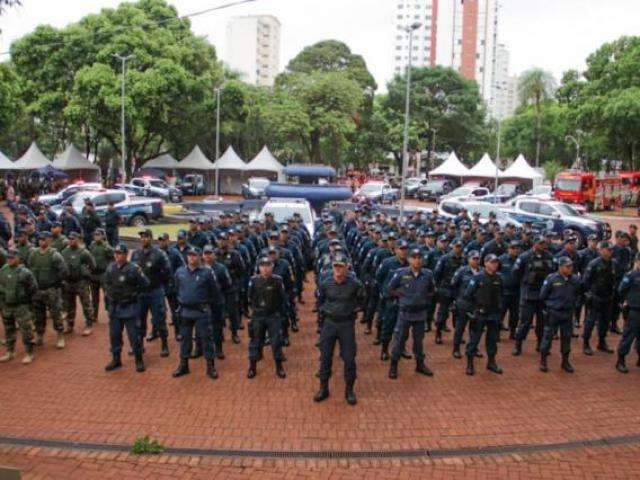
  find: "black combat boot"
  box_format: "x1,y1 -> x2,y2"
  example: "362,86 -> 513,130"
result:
539,353 -> 549,373
105,354 -> 122,372
373,326 -> 381,346
172,358 -> 189,377
191,342 -> 202,359
314,380 -> 330,402
511,340 -> 522,356
597,340 -> 614,354
561,353 -> 574,373
134,353 -> 145,373
435,329 -> 442,345
160,337 -> 170,358
247,359 -> 257,379
232,332 -> 241,344
583,339 -> 594,356
401,350 -> 412,359
275,360 -> 286,379
415,360 -> 433,377
282,337 -> 290,347
206,359 -> 218,379
380,342 -> 390,361
616,354 -> 628,374
388,359 -> 399,379
215,343 -> 225,360
465,355 -> 475,376
487,355 -> 503,374
452,344 -> 462,359
146,330 -> 159,342
535,338 -> 541,352
345,381 -> 357,406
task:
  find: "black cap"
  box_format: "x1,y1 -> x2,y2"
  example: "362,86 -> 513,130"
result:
451,239 -> 462,247
558,256 -> 573,267
468,250 -> 480,259
587,234 -> 598,241
332,254 -> 348,266
94,228 -> 106,236
329,239 -> 341,246
509,240 -> 521,248
114,243 -> 128,254
409,248 -> 422,258
7,248 -> 19,258
438,234 -> 448,242
564,236 -> 578,244
51,221 -> 62,228
485,253 -> 499,263
258,256 -> 273,266
218,232 -> 229,240
388,232 -> 397,240
138,229 -> 152,237
37,231 -> 52,239
158,232 -> 170,240
268,230 -> 279,239
599,241 -> 612,249
534,235 -> 546,244
187,247 -> 201,255
203,245 -> 215,254
68,231 -> 80,239
177,229 -> 187,239
396,240 -> 408,249
267,246 -> 278,255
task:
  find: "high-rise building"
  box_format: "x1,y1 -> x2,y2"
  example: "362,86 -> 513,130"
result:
392,0 -> 439,77
491,43 -> 510,118
225,15 -> 281,87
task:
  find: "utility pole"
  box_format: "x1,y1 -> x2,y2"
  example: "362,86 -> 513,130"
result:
215,87 -> 221,197
112,53 -> 135,182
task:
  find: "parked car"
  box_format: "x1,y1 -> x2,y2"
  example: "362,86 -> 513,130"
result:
522,184 -> 553,201
38,182 -> 103,206
440,185 -> 490,202
178,174 -> 205,196
353,181 -> 399,204
417,179 -> 458,201
437,199 -> 524,228
404,177 -> 429,198
505,198 -> 611,244
113,183 -> 147,196
494,182 -> 526,200
242,177 -> 270,199
52,189 -> 163,226
130,177 -> 182,203
258,198 -> 315,238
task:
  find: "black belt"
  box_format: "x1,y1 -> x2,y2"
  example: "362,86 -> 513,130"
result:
326,314 -> 355,323
400,305 -> 427,313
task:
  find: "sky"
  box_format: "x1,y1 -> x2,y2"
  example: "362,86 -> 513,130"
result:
0,0 -> 638,90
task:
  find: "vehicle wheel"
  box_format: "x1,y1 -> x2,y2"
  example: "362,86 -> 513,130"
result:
129,215 -> 147,227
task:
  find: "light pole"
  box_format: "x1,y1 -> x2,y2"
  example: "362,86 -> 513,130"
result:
399,21 -> 422,223
493,84 -> 504,192
214,86 -> 222,197
112,53 -> 135,182
566,134 -> 580,169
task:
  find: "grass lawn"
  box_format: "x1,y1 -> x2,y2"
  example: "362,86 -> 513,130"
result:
120,223 -> 189,240
163,204 -> 183,215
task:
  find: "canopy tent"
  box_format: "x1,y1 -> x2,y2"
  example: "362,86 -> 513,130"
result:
245,146 -> 284,182
52,144 -> 100,181
428,151 -> 470,177
467,153 -> 502,178
141,153 -> 180,170
212,146 -> 247,195
13,142 -> 52,170
501,154 -> 544,180
0,149 -> 14,170
38,164 -> 68,180
175,146 -> 216,193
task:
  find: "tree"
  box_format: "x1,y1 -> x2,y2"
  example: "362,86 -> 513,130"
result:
543,159 -> 564,182
518,68 -> 556,167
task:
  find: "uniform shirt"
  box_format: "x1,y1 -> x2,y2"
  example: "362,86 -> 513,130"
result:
174,265 -> 220,317
618,269 -> 640,309
247,274 -> 286,317
317,275 -> 365,319
540,272 -> 580,315
498,252 -> 519,297
480,239 -> 506,261
61,245 -> 96,281
131,246 -> 172,290
512,249 -> 555,301
27,247 -> 68,289
0,263 -> 38,306
451,265 -> 481,310
582,257 -> 620,300
217,247 -> 245,289
434,252 -> 464,296
578,247 -> 598,273
388,267 -> 435,320
376,256 -> 408,299
612,244 -> 633,274
464,271 -> 502,315
103,260 -> 150,317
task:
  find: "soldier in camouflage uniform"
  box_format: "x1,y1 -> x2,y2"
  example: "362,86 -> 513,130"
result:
61,232 -> 96,336
0,249 -> 38,364
27,231 -> 68,348
48,221 -> 68,252
88,228 -> 114,323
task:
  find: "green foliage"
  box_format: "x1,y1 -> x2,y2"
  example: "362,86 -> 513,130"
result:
132,435 -> 164,455
543,159 -> 564,182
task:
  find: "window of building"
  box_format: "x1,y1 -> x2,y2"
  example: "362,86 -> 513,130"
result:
397,14 -> 403,19
396,46 -> 402,50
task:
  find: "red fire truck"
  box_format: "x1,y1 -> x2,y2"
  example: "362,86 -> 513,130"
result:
554,171 -> 622,211
620,171 -> 640,207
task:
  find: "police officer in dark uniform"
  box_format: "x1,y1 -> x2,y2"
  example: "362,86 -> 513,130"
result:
433,238 -> 464,344
217,232 -> 245,343
582,241 -> 619,355
512,235 -> 555,355
172,247 -> 220,380
387,248 -> 436,379
616,252 -> 640,373
539,257 -> 580,373
104,202 -> 121,247
202,245 -> 231,360
131,229 -> 172,357
463,254 -> 503,376
315,253 -> 365,405
611,231 -> 633,334
103,243 -> 150,373
498,241 -> 521,339
158,233 -> 186,341
247,256 -> 287,379
450,250 -> 482,358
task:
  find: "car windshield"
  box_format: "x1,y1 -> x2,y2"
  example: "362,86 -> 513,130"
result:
360,184 -> 383,193
496,184 -> 516,194
449,187 -> 472,196
406,178 -> 421,186
425,181 -> 445,189
555,178 -> 582,192
263,205 -> 312,225
554,203 -> 579,216
249,178 -> 269,188
150,180 -> 167,188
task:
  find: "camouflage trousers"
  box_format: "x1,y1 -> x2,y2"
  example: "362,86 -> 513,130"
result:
2,304 -> 35,351
33,287 -> 64,335
63,280 -> 94,328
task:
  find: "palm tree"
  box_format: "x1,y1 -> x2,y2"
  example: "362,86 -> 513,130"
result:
518,69 -> 556,166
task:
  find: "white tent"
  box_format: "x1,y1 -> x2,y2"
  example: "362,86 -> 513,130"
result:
177,145 -> 215,171
501,154 -> 543,180
53,144 -> 100,181
141,153 -> 180,169
245,146 -> 284,182
467,153 -> 502,178
429,151 -> 470,177
13,142 -> 52,170
212,146 -> 247,195
0,150 -> 14,170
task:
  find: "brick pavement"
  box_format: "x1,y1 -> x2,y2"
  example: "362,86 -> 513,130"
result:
0,209 -> 639,478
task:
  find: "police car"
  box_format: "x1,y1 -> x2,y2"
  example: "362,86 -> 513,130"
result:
38,182 -> 103,206
258,198 -> 315,237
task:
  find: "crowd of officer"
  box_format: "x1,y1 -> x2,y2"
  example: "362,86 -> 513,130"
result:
1,198 -> 640,406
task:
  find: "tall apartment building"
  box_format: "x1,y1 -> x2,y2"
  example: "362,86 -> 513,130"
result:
225,15 -> 281,87
393,1 -> 505,117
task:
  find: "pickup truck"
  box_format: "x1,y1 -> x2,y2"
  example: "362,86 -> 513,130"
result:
52,189 -> 163,226
38,182 -> 103,206
130,177 -> 182,203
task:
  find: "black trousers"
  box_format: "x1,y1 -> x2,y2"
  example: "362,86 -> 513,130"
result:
516,299 -> 545,343
540,311 -> 572,355
318,317 -> 357,384
618,309 -> 640,356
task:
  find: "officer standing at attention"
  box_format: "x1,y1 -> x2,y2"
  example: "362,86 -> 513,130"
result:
463,254 -> 503,376
0,249 -> 38,364
27,231 -> 68,349
103,243 -> 150,373
88,229 -> 114,325
511,235 -> 555,356
202,246 -> 231,360
172,247 -> 220,380
433,239 -> 464,344
387,248 -> 436,379
104,202 -> 121,247
450,250 -> 482,359
315,253 -> 365,405
158,233 -> 185,341
498,241 -> 521,340
61,232 -> 96,336
247,256 -> 287,379
131,229 -> 172,357
615,252 -> 640,373
539,257 -> 580,373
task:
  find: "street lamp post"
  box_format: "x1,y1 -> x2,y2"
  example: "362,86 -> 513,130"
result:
214,87 -> 222,197
566,134 -> 581,169
112,53 -> 135,182
399,21 -> 422,223
495,116 -> 502,191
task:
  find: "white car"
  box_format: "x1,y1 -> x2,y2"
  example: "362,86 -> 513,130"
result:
131,177 -> 182,203
439,185 -> 490,202
38,182 -> 103,206
353,182 -> 399,204
437,199 -> 522,228
258,198 -> 316,238
520,185 -> 554,201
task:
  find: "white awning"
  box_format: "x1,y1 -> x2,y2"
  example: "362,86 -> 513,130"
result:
429,151 -> 470,177
176,145 -> 215,170
212,146 -> 246,171
501,154 -> 543,179
245,146 -> 283,173
13,142 -> 52,170
0,149 -> 14,170
142,153 -> 180,169
467,153 -> 502,178
53,144 -> 100,171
